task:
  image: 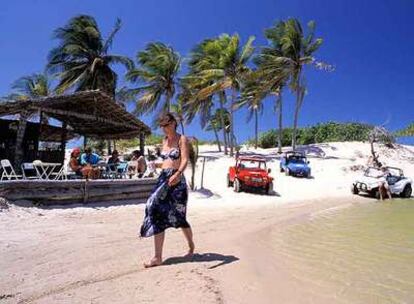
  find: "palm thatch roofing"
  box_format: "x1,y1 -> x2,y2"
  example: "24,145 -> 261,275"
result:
0,90 -> 150,140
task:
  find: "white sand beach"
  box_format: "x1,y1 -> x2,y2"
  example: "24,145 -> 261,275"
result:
1,142 -> 414,303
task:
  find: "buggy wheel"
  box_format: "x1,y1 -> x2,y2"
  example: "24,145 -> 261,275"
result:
280,167 -> 284,173
266,182 -> 273,195
401,184 -> 412,198
227,174 -> 233,187
373,189 -> 381,200
352,185 -> 359,195
234,179 -> 241,193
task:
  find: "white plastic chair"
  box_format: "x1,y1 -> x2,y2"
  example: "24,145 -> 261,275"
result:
53,165 -> 68,180
1,159 -> 22,180
21,162 -> 39,180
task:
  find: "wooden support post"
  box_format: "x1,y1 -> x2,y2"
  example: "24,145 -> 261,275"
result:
14,110 -> 30,170
60,122 -> 67,165
200,156 -> 206,189
139,132 -> 145,155
107,140 -> 112,155
37,110 -> 43,159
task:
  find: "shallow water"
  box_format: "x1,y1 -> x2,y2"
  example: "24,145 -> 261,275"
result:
270,199 -> 414,303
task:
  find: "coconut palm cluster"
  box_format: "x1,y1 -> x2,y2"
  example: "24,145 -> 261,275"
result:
3,15 -> 334,154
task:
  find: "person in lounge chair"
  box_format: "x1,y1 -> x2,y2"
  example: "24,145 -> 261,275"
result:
80,147 -> 101,179
107,150 -> 121,172
68,147 -> 83,178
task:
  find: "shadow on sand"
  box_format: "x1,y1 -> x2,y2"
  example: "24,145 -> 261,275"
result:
163,252 -> 239,269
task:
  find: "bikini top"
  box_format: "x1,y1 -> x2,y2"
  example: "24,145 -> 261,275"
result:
160,148 -> 181,161
160,135 -> 182,161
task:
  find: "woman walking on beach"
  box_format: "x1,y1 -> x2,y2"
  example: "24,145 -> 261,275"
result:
140,113 -> 195,268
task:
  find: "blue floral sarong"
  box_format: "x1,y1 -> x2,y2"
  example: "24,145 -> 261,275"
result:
140,168 -> 190,237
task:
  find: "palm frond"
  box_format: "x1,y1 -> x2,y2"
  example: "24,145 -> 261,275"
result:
240,36 -> 255,64
102,18 -> 122,53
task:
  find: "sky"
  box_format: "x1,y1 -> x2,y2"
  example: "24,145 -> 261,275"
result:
0,0 -> 413,145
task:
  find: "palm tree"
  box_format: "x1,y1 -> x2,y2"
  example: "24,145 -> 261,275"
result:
236,73 -> 265,149
10,73 -> 51,100
266,19 -> 331,150
47,15 -> 132,96
186,34 -> 255,156
126,42 -> 180,116
179,77 -> 218,149
254,21 -> 291,153
205,108 -> 231,151
396,123 -> 414,137
183,74 -> 223,153
170,97 -> 186,134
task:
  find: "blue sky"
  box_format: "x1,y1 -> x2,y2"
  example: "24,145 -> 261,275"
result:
0,0 -> 413,145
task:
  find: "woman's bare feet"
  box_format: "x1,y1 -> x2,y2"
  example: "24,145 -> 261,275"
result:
143,257 -> 162,268
184,241 -> 195,258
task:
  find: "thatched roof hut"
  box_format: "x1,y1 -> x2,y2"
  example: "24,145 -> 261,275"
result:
0,90 -> 150,139
0,90 -> 150,167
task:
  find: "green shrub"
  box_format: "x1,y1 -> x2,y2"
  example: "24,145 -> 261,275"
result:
251,122 -> 374,148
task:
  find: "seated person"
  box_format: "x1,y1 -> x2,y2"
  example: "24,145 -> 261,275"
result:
378,166 -> 392,201
145,153 -> 158,177
68,147 -> 83,178
107,150 -> 121,172
128,150 -> 147,178
80,147 -> 101,179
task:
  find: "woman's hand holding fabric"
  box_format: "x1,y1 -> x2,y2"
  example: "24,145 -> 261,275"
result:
168,172 -> 181,186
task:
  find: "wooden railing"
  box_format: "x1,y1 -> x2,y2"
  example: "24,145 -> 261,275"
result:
0,178 -> 157,205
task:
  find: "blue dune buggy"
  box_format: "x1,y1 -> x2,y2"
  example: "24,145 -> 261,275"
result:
280,151 -> 311,178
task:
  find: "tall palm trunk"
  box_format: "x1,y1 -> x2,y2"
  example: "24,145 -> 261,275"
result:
166,91 -> 172,113
188,137 -> 199,190
291,86 -> 305,151
14,110 -> 30,169
60,122 -> 67,165
212,123 -> 221,152
276,93 -> 283,153
229,88 -> 237,157
107,140 -> 112,155
226,132 -> 231,150
219,92 -> 228,155
291,90 -> 300,151
254,109 -> 258,149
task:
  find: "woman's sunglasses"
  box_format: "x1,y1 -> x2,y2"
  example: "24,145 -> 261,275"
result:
160,121 -> 171,128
